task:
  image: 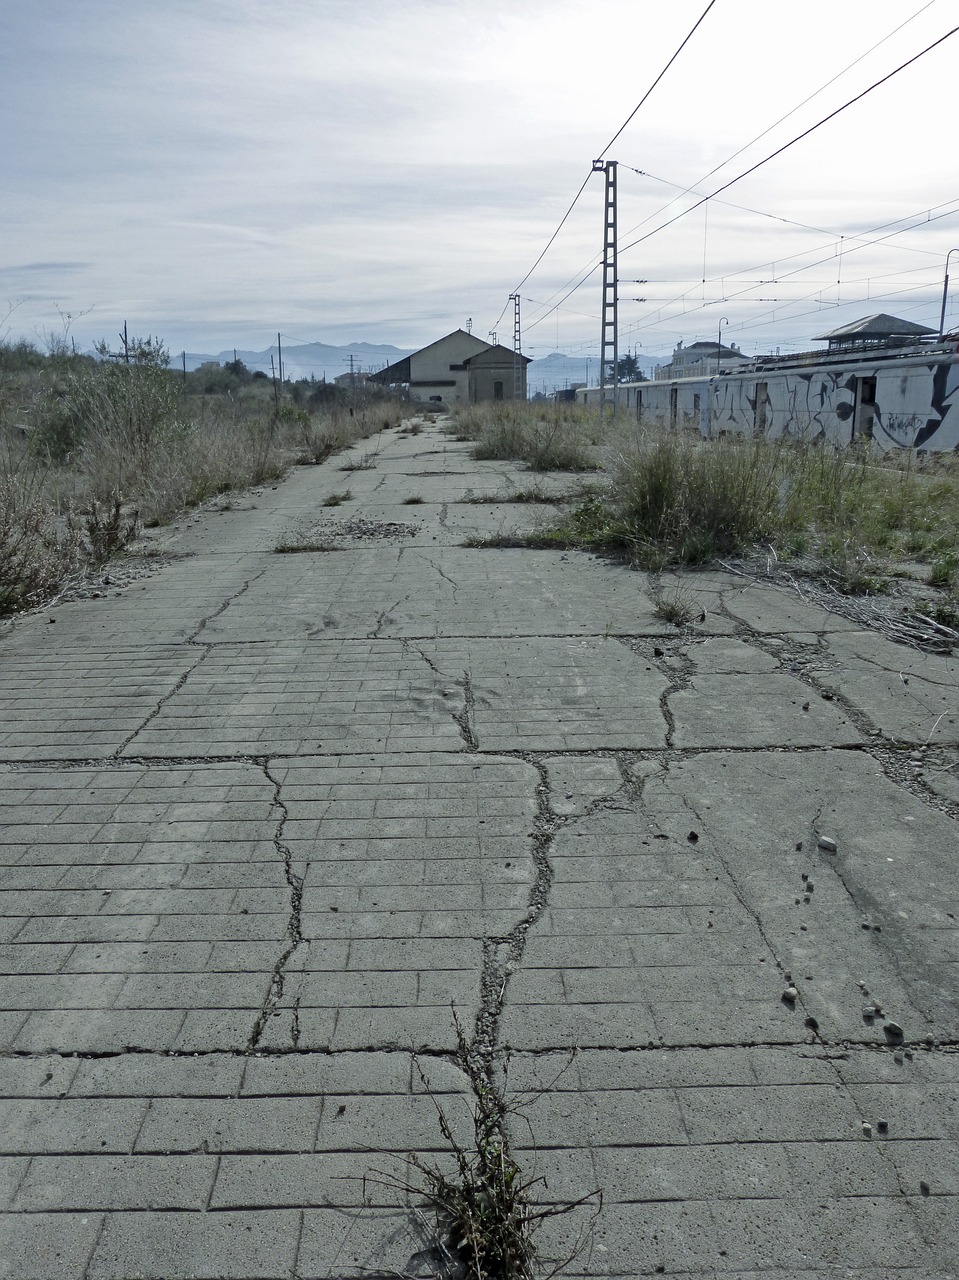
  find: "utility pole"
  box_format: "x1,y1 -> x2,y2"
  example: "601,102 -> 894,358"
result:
593,159 -> 618,417
181,351 -> 187,384
510,293 -> 523,400
939,248 -> 959,337
120,321 -> 130,365
270,355 -> 279,412
277,333 -> 283,386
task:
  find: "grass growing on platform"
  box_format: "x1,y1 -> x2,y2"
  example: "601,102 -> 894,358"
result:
563,429 -> 959,589
450,402 -> 605,472
454,403 -> 959,598
0,333 -> 407,615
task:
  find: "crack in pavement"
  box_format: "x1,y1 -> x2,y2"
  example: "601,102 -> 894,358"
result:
474,756 -> 557,1068
451,671 -> 477,752
0,742 -> 914,773
366,596 -> 405,640
708,600 -> 959,824
472,751 -> 658,1076
110,574 -> 266,758
187,575 -> 259,644
618,634 -> 699,751
423,553 -> 458,599
669,780 -> 829,1043
247,758 -> 305,1052
111,648 -> 209,760
408,645 -> 477,752
3,1038 -> 956,1066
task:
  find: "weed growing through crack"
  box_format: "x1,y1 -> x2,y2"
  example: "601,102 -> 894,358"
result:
404,495 -> 426,504
462,532 -> 574,550
273,540 -> 343,554
374,1016 -> 600,1280
322,489 -> 353,507
463,483 -> 564,506
653,585 -> 699,626
340,446 -> 381,472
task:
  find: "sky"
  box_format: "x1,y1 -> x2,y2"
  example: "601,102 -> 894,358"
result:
2,0 -> 958,369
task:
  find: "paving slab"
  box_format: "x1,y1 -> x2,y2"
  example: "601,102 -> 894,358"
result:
2,416 -> 958,1277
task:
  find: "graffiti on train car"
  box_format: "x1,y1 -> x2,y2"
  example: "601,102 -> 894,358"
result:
579,342 -> 959,452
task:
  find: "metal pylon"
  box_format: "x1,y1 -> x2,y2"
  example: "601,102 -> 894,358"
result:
593,159 -> 618,416
509,293 -> 523,400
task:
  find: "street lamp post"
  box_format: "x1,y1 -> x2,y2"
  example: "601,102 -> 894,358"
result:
716,317 -> 729,375
938,250 -> 959,338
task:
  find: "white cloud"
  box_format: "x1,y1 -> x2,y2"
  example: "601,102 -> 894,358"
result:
2,0 -> 957,357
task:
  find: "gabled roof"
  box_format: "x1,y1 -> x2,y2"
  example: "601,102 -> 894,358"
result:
371,329 -> 492,383
374,356 -> 411,383
815,313 -> 936,342
412,329 -> 491,360
464,343 -> 532,366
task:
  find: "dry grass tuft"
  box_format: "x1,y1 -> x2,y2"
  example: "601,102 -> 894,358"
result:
451,402 -> 604,472
373,1016 -> 600,1280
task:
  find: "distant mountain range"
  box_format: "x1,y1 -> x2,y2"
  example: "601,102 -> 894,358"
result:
180,340 -> 657,396
181,340 -> 413,382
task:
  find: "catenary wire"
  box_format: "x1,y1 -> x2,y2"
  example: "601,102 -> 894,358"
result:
595,0 -> 718,160
535,193 -> 959,339
627,199 -> 959,333
618,24 -> 959,259
615,0 -> 941,243
496,0 -> 719,331
535,0 -> 944,333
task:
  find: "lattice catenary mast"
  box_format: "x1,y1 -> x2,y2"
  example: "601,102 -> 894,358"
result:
509,293 -> 523,400
593,159 -> 618,417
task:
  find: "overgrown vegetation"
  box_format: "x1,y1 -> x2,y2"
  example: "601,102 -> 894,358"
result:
456,405 -> 959,604
0,467 -> 82,614
575,430 -> 959,588
0,332 -> 405,616
451,402 -> 605,472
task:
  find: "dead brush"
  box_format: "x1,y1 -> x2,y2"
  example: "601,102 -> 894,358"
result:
0,471 -> 83,615
72,491 -> 140,564
372,1017 -> 600,1280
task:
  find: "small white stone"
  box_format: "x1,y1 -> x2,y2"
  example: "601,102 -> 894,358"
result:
818,836 -> 838,853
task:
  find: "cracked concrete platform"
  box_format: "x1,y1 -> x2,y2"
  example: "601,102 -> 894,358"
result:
1,416 -> 958,1278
